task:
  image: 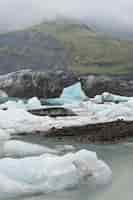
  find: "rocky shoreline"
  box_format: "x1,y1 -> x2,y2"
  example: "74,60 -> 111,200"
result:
0,69 -> 77,99
1,70 -> 133,99
80,75 -> 133,97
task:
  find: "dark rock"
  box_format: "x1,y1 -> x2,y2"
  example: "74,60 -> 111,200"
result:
28,107 -> 77,117
55,70 -> 78,88
0,69 -> 64,98
80,75 -> 133,97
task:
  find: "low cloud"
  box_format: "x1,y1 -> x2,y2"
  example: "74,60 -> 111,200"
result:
0,0 -> 133,34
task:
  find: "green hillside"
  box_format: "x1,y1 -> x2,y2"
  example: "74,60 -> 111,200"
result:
0,21 -> 133,75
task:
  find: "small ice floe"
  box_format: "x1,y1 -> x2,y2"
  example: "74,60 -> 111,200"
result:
0,149 -> 112,198
26,97 -> 42,110
3,140 -> 58,157
0,129 -> 58,157
94,103 -> 133,121
0,97 -> 43,111
0,108 -> 53,135
55,145 -> 76,152
0,100 -> 25,110
93,92 -> 131,104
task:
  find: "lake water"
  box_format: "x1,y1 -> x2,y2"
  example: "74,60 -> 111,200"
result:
8,135 -> 132,200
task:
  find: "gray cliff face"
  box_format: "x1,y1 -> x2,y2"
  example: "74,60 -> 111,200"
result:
0,30 -> 70,74
80,75 -> 133,97
0,70 -> 64,98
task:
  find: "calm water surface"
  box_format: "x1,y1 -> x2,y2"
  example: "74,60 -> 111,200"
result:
7,136 -> 133,200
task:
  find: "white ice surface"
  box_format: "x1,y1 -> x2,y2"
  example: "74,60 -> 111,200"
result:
0,149 -> 112,198
93,92 -> 133,104
26,97 -> 42,110
0,108 -> 53,135
0,98 -> 133,136
3,140 -> 58,157
0,97 -> 43,111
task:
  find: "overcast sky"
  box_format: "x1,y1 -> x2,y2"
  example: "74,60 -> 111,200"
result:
0,0 -> 133,33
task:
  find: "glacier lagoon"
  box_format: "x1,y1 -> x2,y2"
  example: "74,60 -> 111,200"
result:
0,83 -> 132,199
6,135 -> 133,200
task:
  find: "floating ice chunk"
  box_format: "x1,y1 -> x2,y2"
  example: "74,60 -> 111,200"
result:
47,82 -> 87,105
0,96 -> 133,138
0,108 -> 53,135
0,97 -> 42,111
102,92 -> 130,103
61,82 -> 87,101
0,130 -> 58,157
0,100 -> 25,110
55,145 -> 76,152
0,149 -> 112,198
92,160 -> 112,185
0,173 -> 42,199
94,92 -> 131,104
3,140 -> 58,157
27,97 -> 42,110
95,104 -> 133,121
93,94 -> 103,104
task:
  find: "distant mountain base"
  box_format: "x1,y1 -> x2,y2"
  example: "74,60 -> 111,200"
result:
0,21 -> 133,76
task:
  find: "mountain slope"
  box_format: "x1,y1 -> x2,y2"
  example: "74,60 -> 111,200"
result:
0,27 -> 69,74
0,21 -> 133,75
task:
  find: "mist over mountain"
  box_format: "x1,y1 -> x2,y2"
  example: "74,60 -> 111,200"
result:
0,0 -> 133,39
0,21 -> 132,75
0,1 -> 133,75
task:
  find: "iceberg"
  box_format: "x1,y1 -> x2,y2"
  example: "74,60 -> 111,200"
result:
26,97 -> 42,110
61,82 -> 87,101
47,82 -> 87,105
0,91 -> 133,137
55,145 -> 76,152
0,149 -> 112,198
0,101 -> 133,137
93,92 -> 132,104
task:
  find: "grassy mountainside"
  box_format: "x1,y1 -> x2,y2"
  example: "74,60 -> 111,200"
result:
0,21 -> 133,75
